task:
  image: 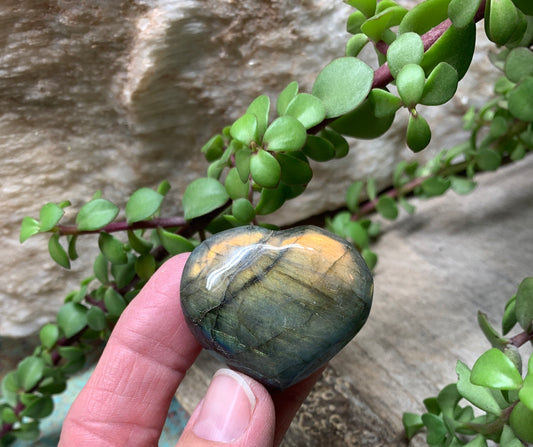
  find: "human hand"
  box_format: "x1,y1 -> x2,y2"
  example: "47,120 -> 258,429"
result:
59,253 -> 322,447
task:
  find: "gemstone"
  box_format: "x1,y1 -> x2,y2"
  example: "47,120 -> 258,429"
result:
180,225 -> 373,389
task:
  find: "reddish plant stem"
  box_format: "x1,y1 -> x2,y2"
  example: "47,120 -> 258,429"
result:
510,330 -> 533,348
58,216 -> 187,236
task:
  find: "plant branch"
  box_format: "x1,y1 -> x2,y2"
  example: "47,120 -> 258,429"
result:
510,330 -> 533,347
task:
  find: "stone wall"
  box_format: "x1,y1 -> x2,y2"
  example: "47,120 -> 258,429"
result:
0,0 -> 495,335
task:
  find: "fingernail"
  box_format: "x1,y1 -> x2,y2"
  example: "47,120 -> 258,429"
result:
193,368 -> 256,443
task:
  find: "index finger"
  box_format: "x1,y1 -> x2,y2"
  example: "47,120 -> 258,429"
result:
60,253 -> 202,447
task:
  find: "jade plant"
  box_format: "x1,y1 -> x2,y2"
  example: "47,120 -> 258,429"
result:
2,0 -> 533,444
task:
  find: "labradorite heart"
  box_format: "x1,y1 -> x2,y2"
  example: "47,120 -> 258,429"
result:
180,225 -> 373,389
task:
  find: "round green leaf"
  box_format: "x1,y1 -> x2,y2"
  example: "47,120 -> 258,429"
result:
263,116 -> 307,152
346,181 -> 364,213
98,232 -> 127,265
386,32 -> 424,79
506,48 -> 533,83
396,64 -> 426,107
17,356 -> 45,391
250,149 -> 281,189
346,0 -> 376,18
485,0 -> 519,45
104,288 -> 127,317
125,188 -> 164,223
254,187 -> 286,215
127,230 -> 153,255
230,113 -> 258,145
232,198 -> 255,223
362,248 -> 378,270
93,252 -> 109,284
406,113 -> 431,152
235,147 -> 252,183
421,62 -> 459,106
448,0 -> 482,28
87,306 -> 107,331
312,57 -> 374,118
421,176 -> 451,197
158,228 -> 195,255
345,33 -> 369,57
508,77 -> 533,122
302,135 -> 336,162
225,167 -> 250,199
471,348 -> 523,390
48,234 -> 71,269
319,128 -> 350,158
135,253 -> 156,280
201,134 -> 224,162
76,198 -> 119,232
21,395 -> 54,419
519,373 -> 533,412
57,302 -> 87,338
476,147 -> 502,171
511,0 -> 533,14
182,177 -> 230,220
111,254 -> 136,289
510,401 -> 533,443
276,152 -> 312,185
456,360 -> 502,415
347,10 -> 366,34
276,81 -> 299,116
369,89 -> 402,118
39,203 -> 65,232
20,217 -> 40,243
376,195 -> 399,220
347,221 -> 369,248
284,93 -> 326,129
40,323 -> 59,350
515,277 -> 533,332
247,95 -> 270,140
360,6 -> 407,41
450,176 -> 477,195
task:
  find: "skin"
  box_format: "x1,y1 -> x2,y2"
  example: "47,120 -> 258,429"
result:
59,253 -> 322,447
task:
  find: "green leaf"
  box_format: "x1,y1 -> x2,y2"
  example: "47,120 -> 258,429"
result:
104,288 -> 127,317
508,77 -> 533,122
399,197 -> 416,214
312,57 -> 374,118
1,372 -> 19,406
485,0 -> 519,45
519,373 -> 533,411
225,167 -> 250,199
500,424 -> 523,447
346,181 -> 364,213
230,113 -> 258,145
158,228 -> 195,255
345,0 -> 376,17
207,159 -> 225,180
67,235 -> 79,261
20,216 -> 41,243
421,62 -> 459,106
157,179 -> 171,196
76,198 -> 119,231
421,413 -> 447,445
366,177 -> 377,201
402,412 -> 424,440
386,32 -> 424,79
450,176 -> 477,195
277,81 -> 299,116
17,356 -> 45,391
369,89 -> 402,118
477,311 -> 508,350
361,248 -> 378,270
319,128 -> 350,159
376,196 -> 399,220
254,187 -> 286,215
471,348 -> 523,390
98,232 -> 127,265
476,148 -> 502,171
509,401 -> 533,443
39,323 -> 59,350
93,252 -> 109,284
456,360 -> 502,415
21,395 -> 54,419
250,149 -> 281,189
502,295 -> 517,335
448,0 -> 482,28
39,203 -> 65,232
510,0 -> 533,14
437,383 -> 462,419
235,147 -> 252,183
347,10 -> 366,34
57,302 -> 87,338
182,177 -> 230,220
87,306 -> 107,331
284,93 -> 326,129
247,95 -> 270,140
421,176 -> 451,197
396,64 -> 426,107
135,253 -> 156,280
406,112 -> 431,152
302,135 -> 336,162
345,33 -> 369,57
515,277 -> 533,332
505,48 -> 533,84
232,198 -> 255,224
347,221 -> 369,248
111,254 -> 136,289
127,230 -> 153,255
48,234 -> 71,269
263,116 -> 307,152
201,134 -> 224,162
276,152 -> 313,186
361,6 -> 408,41
464,435 -> 488,447
125,188 -> 164,223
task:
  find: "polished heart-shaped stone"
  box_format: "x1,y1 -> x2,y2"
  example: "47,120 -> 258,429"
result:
180,225 -> 373,389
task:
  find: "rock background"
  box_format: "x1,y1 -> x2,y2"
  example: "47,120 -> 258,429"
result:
1,0 -> 496,336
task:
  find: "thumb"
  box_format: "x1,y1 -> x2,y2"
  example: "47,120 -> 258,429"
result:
176,368 -> 276,447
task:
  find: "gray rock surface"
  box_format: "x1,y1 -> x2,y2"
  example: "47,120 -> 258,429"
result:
1,0 -> 497,335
